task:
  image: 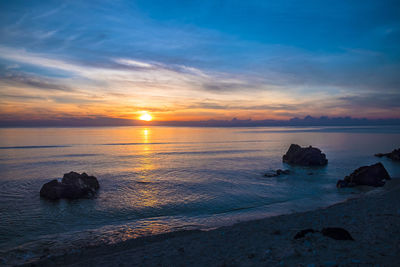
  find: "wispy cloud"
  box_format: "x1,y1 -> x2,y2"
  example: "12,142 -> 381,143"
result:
0,71 -> 72,92
114,58 -> 153,68
1,43 -> 398,120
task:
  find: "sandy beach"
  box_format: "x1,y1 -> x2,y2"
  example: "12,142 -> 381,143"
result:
22,179 -> 400,267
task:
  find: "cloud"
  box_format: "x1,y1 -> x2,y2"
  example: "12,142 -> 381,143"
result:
0,71 -> 72,92
0,93 -> 44,101
114,58 -> 153,68
32,4 -> 67,20
5,64 -> 19,70
0,45 -> 267,96
1,0 -> 400,123
337,93 -> 400,108
1,43 -> 398,121
184,101 -> 300,111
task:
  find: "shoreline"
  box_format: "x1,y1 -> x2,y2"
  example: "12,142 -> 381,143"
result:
22,179 -> 400,267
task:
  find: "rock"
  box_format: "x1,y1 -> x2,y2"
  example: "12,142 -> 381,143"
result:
337,162 -> 391,188
40,171 -> 99,200
321,227 -> 354,240
264,169 -> 290,177
39,179 -> 65,200
283,144 -> 328,166
294,227 -> 354,241
336,180 -> 352,188
277,169 -> 290,175
62,171 -> 99,190
375,148 -> 400,161
294,228 -> 316,239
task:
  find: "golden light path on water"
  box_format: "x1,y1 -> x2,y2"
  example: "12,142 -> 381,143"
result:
135,128 -> 159,207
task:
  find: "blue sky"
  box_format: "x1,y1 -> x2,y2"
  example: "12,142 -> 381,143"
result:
0,0 -> 399,122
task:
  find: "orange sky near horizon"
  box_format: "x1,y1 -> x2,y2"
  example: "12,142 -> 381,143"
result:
0,46 -> 397,123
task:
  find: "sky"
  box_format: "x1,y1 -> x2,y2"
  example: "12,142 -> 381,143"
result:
0,0 -> 399,124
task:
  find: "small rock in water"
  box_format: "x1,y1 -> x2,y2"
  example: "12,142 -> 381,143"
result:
294,229 -> 316,239
277,169 -> 290,175
321,227 -> 354,241
374,148 -> 400,161
264,169 -> 290,177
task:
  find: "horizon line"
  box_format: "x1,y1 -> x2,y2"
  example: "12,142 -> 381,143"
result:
1,116 -> 400,128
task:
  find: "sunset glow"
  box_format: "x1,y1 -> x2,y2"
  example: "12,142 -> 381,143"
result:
0,1 -> 399,126
139,113 -> 152,122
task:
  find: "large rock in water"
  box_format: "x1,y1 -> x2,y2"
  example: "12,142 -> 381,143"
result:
40,172 -> 99,200
336,163 -> 391,188
375,148 -> 400,161
282,144 -> 328,166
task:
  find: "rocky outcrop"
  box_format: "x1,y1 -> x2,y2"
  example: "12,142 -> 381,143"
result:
40,171 -> 99,200
282,144 -> 328,166
336,163 -> 391,188
375,148 -> 400,161
264,169 -> 290,177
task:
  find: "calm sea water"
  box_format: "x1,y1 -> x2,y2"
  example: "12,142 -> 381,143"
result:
1,126 -> 400,264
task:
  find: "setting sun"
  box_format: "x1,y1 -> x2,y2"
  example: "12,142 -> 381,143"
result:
139,112 -> 152,121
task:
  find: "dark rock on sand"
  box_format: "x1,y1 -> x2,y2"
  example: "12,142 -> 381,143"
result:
375,148 -> 400,161
40,171 -> 99,200
294,227 -> 354,241
283,144 -> 328,166
337,163 -> 391,188
321,227 -> 354,241
264,169 -> 290,177
294,229 -> 316,239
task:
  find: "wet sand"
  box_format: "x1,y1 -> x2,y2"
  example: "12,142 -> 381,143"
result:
23,179 -> 400,267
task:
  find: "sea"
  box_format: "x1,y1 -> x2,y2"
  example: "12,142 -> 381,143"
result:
1,126 -> 399,264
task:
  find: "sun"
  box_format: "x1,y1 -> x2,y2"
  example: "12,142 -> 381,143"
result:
139,112 -> 152,121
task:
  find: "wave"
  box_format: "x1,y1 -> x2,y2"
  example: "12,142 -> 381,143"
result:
240,126 -> 400,134
0,145 -> 71,149
102,140 -> 272,146
156,149 -> 262,155
53,153 -> 99,157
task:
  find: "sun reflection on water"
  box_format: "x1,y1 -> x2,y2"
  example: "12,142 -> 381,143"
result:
138,127 -> 154,172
